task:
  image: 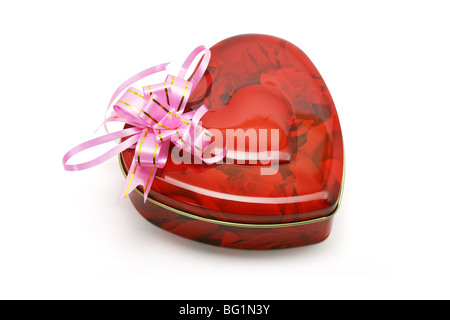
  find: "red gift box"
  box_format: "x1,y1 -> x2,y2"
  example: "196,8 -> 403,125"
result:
119,34 -> 344,250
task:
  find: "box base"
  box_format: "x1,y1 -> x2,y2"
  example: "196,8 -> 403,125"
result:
129,191 -> 334,250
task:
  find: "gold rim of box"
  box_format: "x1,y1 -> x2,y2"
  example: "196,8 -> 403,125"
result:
118,150 -> 345,229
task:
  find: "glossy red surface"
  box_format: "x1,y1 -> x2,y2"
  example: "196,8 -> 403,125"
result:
122,34 -> 343,226
129,191 -> 333,250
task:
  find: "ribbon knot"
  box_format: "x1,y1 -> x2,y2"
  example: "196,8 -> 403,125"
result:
63,46 -> 225,202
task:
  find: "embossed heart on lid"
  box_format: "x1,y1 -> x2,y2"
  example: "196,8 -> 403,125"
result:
201,83 -> 295,164
122,34 -> 344,224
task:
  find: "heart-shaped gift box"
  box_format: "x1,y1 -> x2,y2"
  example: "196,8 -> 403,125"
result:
119,34 -> 344,249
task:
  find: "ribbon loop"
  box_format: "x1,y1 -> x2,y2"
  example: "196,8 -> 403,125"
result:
63,46 -> 226,202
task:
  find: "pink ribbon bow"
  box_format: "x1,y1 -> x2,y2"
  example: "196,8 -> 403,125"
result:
63,46 -> 224,202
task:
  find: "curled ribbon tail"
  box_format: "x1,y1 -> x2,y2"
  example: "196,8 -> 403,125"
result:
62,127 -> 141,171
119,158 -> 157,203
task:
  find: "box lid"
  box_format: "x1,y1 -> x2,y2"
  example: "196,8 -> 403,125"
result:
121,34 -> 344,224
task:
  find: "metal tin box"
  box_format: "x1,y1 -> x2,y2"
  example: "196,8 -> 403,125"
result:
120,34 -> 344,249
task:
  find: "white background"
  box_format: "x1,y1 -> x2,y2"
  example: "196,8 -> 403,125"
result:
1,1 -> 449,300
